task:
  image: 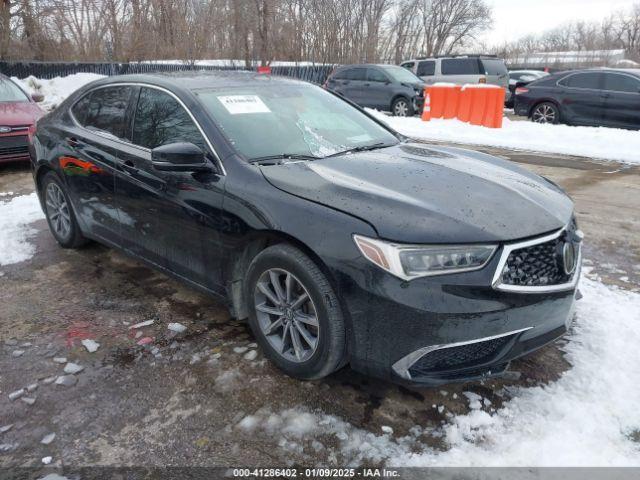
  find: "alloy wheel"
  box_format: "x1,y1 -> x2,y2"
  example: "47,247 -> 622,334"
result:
532,104 -> 556,123
394,100 -> 409,116
45,182 -> 72,240
253,268 -> 320,363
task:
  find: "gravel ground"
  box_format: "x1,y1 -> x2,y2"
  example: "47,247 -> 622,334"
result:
0,148 -> 638,470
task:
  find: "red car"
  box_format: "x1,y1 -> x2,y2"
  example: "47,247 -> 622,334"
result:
0,74 -> 45,164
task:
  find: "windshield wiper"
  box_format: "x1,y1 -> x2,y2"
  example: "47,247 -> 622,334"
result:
248,153 -> 319,164
324,142 -> 391,158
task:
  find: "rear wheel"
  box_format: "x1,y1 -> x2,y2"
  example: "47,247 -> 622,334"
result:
42,172 -> 87,248
531,102 -> 560,124
245,244 -> 346,380
392,97 -> 414,117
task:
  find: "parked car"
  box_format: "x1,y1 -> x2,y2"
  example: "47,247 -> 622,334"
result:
514,68 -> 640,128
505,70 -> 549,108
0,74 -> 45,164
324,64 -> 425,116
33,72 -> 582,386
400,54 -> 511,103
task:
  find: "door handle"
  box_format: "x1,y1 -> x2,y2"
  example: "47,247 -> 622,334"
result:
119,160 -> 139,174
364,83 -> 371,87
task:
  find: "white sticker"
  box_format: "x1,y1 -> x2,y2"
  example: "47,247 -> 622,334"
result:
217,95 -> 271,114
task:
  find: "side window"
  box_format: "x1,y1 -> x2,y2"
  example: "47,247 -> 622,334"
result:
401,62 -> 415,70
562,73 -> 603,90
70,93 -> 91,125
603,73 -> 640,93
83,86 -> 133,139
132,87 -> 206,150
367,68 -> 388,82
345,68 -> 366,81
417,61 -> 435,76
441,58 -> 481,75
332,69 -> 347,80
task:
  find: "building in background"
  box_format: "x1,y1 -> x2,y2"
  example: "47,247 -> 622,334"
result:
507,49 -> 639,71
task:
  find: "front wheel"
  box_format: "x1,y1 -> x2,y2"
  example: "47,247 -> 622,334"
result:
531,102 -> 560,124
245,244 -> 347,380
392,97 -> 414,117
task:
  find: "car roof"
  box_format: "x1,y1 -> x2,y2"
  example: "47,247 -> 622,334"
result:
86,70 -> 310,92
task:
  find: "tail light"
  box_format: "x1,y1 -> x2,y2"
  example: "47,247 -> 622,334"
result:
478,77 -> 487,84
515,87 -> 529,95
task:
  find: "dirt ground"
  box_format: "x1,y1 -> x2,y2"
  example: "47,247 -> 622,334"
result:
0,146 -> 638,470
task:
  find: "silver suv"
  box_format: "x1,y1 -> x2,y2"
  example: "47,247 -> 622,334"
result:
401,55 -> 510,101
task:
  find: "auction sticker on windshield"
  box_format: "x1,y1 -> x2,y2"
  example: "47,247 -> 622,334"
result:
217,95 -> 271,114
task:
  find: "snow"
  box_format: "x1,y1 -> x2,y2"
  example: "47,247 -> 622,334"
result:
12,73 -> 105,111
368,109 -> 640,165
237,275 -> 640,466
81,339 -> 100,353
0,193 -> 45,266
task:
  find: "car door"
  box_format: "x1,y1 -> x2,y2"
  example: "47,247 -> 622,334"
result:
364,67 -> 392,109
557,72 -> 606,125
416,60 -> 436,84
342,68 -> 368,105
114,86 -> 226,292
601,72 -> 640,128
62,85 -> 136,244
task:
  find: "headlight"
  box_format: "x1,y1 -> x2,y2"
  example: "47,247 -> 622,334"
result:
353,235 -> 497,280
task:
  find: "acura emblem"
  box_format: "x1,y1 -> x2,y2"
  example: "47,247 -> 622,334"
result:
562,242 -> 577,275
0,126 -> 11,133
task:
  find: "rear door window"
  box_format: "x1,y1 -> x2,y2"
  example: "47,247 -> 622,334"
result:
81,86 -> 134,139
603,73 -> 640,93
441,59 -> 481,75
417,61 -> 435,76
132,87 -> 206,150
367,68 -> 388,82
345,68 -> 366,81
481,59 -> 508,75
561,72 -> 603,90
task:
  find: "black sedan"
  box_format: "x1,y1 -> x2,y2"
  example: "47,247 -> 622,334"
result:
31,72 -> 582,386
514,68 -> 640,128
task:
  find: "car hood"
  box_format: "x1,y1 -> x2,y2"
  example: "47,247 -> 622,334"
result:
0,101 -> 44,126
260,143 -> 574,244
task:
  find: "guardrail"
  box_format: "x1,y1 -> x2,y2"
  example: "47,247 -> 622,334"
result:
0,61 -> 337,86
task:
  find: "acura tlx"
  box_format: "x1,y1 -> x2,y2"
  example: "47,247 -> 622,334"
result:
31,72 -> 582,386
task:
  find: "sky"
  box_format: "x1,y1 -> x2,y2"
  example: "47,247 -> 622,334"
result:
481,0 -> 636,46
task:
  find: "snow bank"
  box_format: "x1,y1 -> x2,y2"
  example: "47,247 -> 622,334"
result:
239,275 -> 640,466
13,73 -> 105,111
0,193 -> 45,266
369,109 -> 640,165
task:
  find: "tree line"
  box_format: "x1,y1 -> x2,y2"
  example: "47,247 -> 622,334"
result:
492,3 -> 640,63
2,0 -> 640,66
1,0 -> 491,64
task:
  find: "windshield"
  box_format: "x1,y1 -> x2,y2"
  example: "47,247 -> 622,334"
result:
382,66 -> 422,84
481,59 -> 508,75
0,78 -> 29,102
196,84 -> 399,160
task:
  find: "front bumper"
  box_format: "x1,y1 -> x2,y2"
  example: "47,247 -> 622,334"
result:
333,229 -> 580,386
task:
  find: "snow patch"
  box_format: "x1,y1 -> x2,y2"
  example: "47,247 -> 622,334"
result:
0,193 -> 45,266
369,109 -> 640,165
13,73 -> 105,111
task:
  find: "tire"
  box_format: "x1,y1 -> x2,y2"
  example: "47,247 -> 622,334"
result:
245,243 -> 347,380
41,171 -> 88,248
531,102 -> 560,124
391,97 -> 414,117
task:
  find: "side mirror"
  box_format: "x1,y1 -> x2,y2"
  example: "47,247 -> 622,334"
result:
151,142 -> 215,173
31,93 -> 44,103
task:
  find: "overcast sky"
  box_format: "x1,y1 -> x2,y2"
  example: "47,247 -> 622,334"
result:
480,0 -> 636,46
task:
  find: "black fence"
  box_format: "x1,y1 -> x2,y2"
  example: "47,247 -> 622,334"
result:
0,61 -> 337,85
